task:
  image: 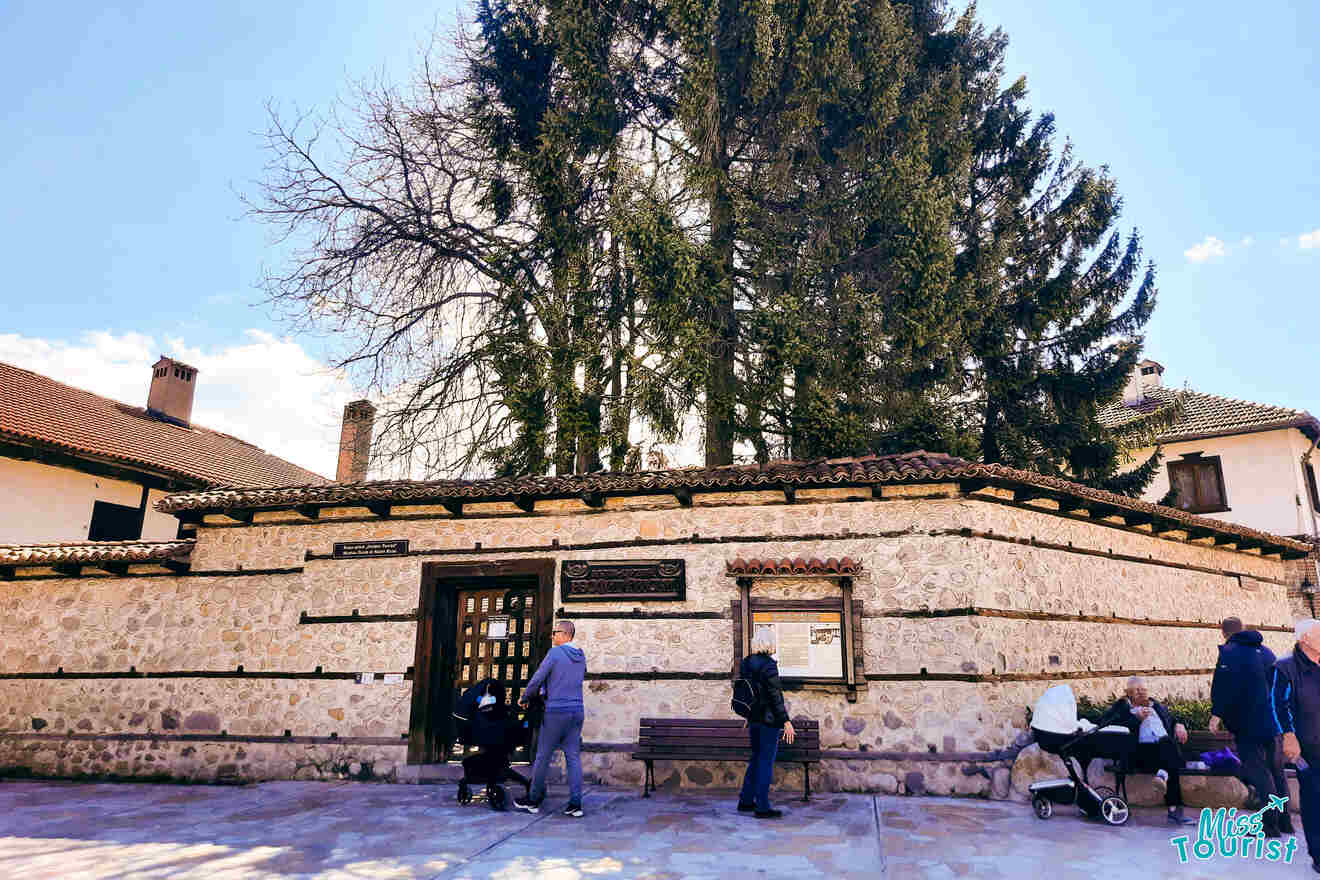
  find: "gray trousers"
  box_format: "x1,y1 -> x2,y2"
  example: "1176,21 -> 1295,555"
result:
530,711 -> 584,806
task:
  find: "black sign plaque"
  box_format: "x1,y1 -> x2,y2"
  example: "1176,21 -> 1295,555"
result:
560,559 -> 686,602
332,540 -> 410,559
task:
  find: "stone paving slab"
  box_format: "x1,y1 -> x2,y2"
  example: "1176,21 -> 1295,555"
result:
878,796 -> 1315,879
2,779 -> 1318,878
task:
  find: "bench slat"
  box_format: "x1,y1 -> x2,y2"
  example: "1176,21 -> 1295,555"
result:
640,718 -> 819,730
633,752 -> 821,764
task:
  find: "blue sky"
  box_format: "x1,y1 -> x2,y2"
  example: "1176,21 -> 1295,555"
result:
1,1 -> 1317,474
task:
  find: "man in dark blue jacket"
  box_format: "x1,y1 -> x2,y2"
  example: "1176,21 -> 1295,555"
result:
1211,618 -> 1283,837
1273,619 -> 1320,871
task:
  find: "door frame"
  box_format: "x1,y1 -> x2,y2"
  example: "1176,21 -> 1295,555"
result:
407,558 -> 556,764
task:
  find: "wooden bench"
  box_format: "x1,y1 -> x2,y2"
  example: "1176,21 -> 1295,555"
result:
632,717 -> 822,801
1103,730 -> 1296,797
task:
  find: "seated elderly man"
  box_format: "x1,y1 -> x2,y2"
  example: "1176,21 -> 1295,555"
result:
1097,676 -> 1194,825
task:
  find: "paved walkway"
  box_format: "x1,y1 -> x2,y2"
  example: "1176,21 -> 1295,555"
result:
0,779 -> 1315,878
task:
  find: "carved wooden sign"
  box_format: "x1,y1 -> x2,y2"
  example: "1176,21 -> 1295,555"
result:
560,559 -> 686,602
332,540 -> 409,559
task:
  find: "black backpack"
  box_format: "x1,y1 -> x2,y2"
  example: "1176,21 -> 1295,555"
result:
731,674 -> 761,720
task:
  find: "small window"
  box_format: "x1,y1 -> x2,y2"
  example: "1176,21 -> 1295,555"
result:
1141,365 -> 1158,375
88,500 -> 142,541
1306,462 -> 1320,512
465,597 -> 475,613
1167,455 -> 1229,514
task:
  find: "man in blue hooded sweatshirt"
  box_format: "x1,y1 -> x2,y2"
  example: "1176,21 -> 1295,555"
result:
515,620 -> 587,816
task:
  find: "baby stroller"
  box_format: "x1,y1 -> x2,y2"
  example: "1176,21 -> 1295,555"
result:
453,678 -> 534,810
1028,685 -> 1135,826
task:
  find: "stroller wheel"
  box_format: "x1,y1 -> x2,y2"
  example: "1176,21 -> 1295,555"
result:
488,785 -> 508,811
1032,796 -> 1053,820
457,782 -> 473,805
1100,795 -> 1129,826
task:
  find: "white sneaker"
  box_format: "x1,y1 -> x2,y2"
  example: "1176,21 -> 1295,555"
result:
1152,770 -> 1168,796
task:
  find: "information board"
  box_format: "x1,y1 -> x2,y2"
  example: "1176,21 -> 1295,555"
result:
752,610 -> 843,679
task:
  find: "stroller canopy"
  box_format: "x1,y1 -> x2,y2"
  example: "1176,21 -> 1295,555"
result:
1031,685 -> 1096,735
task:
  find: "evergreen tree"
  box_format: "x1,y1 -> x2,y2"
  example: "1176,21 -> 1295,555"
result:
953,37 -> 1160,493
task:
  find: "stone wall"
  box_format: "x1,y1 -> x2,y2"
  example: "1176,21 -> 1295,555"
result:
0,492 -> 1299,796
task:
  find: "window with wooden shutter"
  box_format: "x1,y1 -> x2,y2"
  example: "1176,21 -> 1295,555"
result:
1167,455 -> 1229,514
1306,462 -> 1320,512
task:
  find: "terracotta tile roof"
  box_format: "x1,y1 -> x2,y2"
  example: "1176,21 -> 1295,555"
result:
726,557 -> 863,576
1098,386 -> 1320,444
0,361 -> 328,488
157,449 -> 1312,558
0,539 -> 193,568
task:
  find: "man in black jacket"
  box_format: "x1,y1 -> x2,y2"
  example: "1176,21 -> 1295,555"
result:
1098,677 -> 1194,825
1272,619 -> 1320,871
1211,617 -> 1289,836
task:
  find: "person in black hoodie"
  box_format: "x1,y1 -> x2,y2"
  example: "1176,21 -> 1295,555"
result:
737,630 -> 796,819
1210,618 -> 1283,837
1272,618 -> 1320,871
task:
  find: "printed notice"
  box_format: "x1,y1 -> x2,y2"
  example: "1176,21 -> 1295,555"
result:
752,611 -> 843,678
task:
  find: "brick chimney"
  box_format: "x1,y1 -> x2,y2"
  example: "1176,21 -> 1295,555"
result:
336,400 -> 376,482
1122,359 -> 1164,406
147,356 -> 199,426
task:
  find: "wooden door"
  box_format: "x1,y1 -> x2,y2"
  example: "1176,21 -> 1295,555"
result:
408,561 -> 554,766
453,584 -> 541,760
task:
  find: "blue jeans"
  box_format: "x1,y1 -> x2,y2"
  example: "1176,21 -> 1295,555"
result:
739,722 -> 780,810
530,711 -> 584,806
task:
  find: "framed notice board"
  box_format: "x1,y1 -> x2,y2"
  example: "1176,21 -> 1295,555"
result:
752,610 -> 844,679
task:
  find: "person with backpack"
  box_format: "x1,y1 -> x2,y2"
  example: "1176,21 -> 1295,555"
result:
734,630 -> 795,819
1210,616 -> 1291,836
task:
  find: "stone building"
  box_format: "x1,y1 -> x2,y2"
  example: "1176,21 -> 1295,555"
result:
0,451 -> 1312,797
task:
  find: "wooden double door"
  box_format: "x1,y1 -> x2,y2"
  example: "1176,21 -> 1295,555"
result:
408,561 -> 554,764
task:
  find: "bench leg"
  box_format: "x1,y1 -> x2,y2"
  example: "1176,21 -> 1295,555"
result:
802,764 -> 811,802
643,760 -> 654,798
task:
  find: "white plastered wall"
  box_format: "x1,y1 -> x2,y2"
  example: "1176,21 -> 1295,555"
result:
1126,427 -> 1320,539
0,456 -> 178,543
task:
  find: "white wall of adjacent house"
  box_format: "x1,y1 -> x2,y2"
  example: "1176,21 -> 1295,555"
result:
0,456 -> 179,544
1125,427 -> 1320,539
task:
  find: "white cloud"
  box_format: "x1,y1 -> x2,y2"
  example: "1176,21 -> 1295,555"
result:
0,330 -> 358,478
1183,236 -> 1226,263
1240,235 -> 1254,247
1300,229 -> 1320,250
